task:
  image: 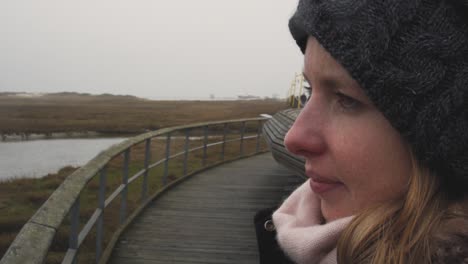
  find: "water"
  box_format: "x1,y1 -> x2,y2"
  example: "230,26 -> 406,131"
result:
0,138 -> 126,180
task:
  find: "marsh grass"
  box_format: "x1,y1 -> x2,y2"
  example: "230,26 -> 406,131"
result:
0,93 -> 285,135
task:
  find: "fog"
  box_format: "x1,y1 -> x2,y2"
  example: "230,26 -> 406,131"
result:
0,0 -> 302,100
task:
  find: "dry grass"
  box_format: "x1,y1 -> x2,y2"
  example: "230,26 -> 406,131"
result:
0,166 -> 76,260
0,93 -> 286,134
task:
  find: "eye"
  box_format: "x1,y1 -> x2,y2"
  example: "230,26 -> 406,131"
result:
336,92 -> 360,110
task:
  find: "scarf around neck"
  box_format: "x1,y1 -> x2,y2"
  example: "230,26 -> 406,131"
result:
272,180 -> 353,264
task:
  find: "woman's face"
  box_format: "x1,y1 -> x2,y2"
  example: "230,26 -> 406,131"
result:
285,38 -> 412,222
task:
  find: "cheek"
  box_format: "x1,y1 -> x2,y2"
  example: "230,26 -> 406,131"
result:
331,115 -> 411,204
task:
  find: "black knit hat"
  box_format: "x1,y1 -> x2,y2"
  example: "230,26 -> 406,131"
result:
289,0 -> 468,197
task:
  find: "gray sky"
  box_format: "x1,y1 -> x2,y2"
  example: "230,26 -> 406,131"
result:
0,0 -> 302,100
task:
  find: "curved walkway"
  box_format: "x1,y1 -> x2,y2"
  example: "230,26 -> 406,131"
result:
108,153 -> 304,264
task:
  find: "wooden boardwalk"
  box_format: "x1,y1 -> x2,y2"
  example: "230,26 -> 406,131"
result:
108,153 -> 304,264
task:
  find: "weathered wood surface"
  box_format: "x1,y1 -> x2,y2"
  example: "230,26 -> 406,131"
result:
263,109 -> 306,178
108,153 -> 304,264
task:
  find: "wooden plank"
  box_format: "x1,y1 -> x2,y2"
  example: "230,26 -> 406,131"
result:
107,153 -> 303,264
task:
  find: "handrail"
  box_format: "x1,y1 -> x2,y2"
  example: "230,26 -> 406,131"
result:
0,117 -> 269,264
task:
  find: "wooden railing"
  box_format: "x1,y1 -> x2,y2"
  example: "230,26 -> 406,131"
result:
0,117 -> 269,264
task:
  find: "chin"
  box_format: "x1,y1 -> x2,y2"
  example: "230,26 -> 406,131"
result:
321,202 -> 353,223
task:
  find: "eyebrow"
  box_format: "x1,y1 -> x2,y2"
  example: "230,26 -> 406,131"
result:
302,71 -> 341,90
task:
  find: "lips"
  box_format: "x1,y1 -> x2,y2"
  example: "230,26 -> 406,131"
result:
306,170 -> 343,194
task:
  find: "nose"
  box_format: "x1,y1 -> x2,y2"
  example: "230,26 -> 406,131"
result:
284,101 -> 327,158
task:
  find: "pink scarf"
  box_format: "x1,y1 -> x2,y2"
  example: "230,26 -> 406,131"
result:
272,180 -> 353,264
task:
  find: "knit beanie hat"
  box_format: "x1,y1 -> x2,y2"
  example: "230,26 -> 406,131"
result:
289,0 -> 468,198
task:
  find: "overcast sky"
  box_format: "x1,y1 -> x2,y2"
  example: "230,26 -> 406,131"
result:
0,1 -> 302,100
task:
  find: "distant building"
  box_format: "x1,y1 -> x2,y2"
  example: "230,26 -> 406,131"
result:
237,95 -> 261,100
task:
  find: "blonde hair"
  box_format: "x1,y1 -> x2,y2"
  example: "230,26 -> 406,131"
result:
337,152 -> 450,263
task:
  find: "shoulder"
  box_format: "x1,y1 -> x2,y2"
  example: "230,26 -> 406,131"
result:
431,216 -> 468,264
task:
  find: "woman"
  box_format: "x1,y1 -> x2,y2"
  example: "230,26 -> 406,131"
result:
266,0 -> 468,263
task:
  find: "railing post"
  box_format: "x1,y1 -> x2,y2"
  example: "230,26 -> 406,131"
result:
240,121 -> 246,156
69,199 -> 80,264
120,149 -> 130,224
142,138 -> 151,201
202,126 -> 208,166
163,133 -> 171,185
256,120 -> 262,153
221,123 -> 227,161
183,129 -> 190,175
96,167 -> 106,263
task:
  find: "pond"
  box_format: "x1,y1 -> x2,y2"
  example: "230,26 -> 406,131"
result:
0,138 -> 126,180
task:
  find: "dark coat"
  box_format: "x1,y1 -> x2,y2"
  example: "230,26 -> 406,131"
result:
431,217 -> 468,264
254,207 -> 294,264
